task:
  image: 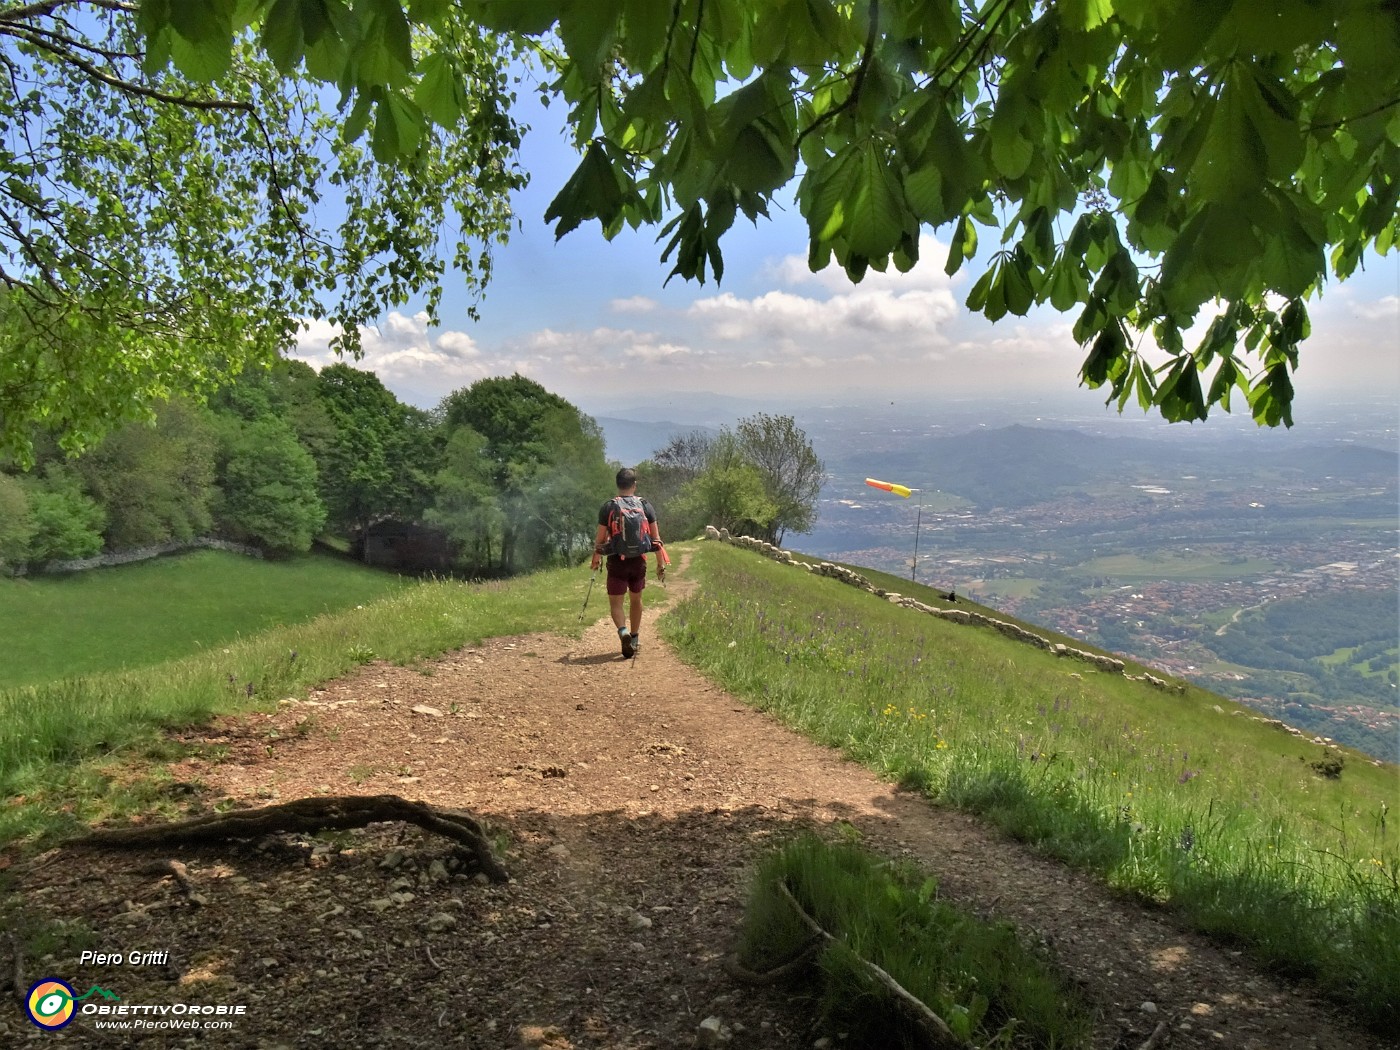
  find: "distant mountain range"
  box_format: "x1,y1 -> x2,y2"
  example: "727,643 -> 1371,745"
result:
594,409 -> 1399,513
821,423 -> 1399,510
593,417 -> 719,467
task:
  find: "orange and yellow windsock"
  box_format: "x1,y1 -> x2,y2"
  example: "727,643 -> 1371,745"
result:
865,477 -> 913,498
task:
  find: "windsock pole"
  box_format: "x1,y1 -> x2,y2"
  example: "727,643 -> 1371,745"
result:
866,477 -> 923,583
911,502 -> 922,583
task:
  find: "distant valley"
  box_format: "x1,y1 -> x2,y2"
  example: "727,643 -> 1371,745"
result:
597,400 -> 1400,761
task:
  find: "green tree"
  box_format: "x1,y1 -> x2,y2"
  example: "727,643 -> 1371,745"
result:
734,414 -> 824,545
315,364 -> 437,553
214,418 -> 327,555
676,457 -> 779,540
0,473 -> 33,570
424,426 -> 503,574
438,375 -> 612,574
263,361 -> 340,468
74,399 -> 217,551
0,2 -> 524,465
637,430 -> 716,540
20,467 -> 107,563
654,430 -> 716,478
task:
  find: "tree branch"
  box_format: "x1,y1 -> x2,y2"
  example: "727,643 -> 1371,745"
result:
794,0 -> 880,152
1,23 -> 251,112
688,0 -> 704,74
776,879 -> 959,1048
0,0 -> 134,27
15,19 -> 137,63
1306,94 -> 1400,131
660,0 -> 683,83
916,0 -> 1017,93
947,0 -> 1020,96
65,794 -> 511,883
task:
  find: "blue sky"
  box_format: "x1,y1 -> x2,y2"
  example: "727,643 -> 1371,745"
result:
292,86 -> 1400,424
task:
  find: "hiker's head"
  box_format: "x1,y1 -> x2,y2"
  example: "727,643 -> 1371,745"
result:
615,467 -> 637,493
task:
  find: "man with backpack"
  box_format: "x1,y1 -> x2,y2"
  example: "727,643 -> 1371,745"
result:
591,467 -> 668,659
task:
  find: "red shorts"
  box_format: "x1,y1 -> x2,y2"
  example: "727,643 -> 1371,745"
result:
605,556 -> 647,595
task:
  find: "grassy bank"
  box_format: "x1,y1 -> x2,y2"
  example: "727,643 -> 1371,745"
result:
0,549 -> 411,689
663,542 -> 1399,1028
739,835 -> 1092,1048
0,562 -> 593,846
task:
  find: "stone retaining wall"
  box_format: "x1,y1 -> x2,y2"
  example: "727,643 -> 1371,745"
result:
19,537 -> 264,576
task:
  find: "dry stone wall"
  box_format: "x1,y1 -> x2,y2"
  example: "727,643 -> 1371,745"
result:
20,537 -> 264,577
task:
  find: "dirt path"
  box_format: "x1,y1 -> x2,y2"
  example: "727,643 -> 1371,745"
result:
4,556 -> 1384,1049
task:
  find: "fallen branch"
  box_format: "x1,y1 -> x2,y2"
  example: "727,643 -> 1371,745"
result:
64,795 -> 509,883
776,880 -> 961,1048
141,858 -> 197,899
7,931 -> 23,1003
1138,1019 -> 1172,1050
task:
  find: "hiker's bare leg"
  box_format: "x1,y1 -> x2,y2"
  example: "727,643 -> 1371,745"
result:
629,592 -> 643,635
609,594 -> 627,631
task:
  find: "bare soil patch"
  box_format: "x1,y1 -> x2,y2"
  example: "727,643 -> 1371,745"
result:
3,559 -> 1385,1049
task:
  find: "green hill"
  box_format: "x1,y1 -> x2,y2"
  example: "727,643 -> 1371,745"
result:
0,539 -> 1395,1026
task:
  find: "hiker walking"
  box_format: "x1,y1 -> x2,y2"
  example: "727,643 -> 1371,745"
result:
591,467 -> 668,659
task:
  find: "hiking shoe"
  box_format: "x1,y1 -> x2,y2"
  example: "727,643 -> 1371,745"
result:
619,628 -> 634,659
630,633 -> 641,656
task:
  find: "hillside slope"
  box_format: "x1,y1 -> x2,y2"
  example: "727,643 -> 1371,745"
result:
3,547 -> 1392,1049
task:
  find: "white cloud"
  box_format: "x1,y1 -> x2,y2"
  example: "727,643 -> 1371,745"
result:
1351,295 -> 1399,323
291,312 -> 494,403
623,341 -> 694,363
683,253 -> 961,370
286,249 -> 1396,412
436,330 -> 480,358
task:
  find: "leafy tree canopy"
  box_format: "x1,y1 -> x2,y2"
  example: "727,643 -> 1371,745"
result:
437,374 -> 612,573
0,473 -> 32,568
734,414 -> 825,545
315,363 -> 436,540
0,0 -> 524,465
214,416 -> 327,554
6,0 -> 1395,464
73,398 -> 217,550
142,0 -> 1399,429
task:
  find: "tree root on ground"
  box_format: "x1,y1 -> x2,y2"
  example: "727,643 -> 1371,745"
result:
722,935 -> 824,985
6,931 -> 23,1003
1138,1019 -> 1172,1049
63,794 -> 509,883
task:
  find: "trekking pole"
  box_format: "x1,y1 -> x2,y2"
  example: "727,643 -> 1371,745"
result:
577,569 -> 598,624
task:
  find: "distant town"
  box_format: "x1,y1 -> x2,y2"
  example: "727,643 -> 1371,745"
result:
787,411 -> 1399,762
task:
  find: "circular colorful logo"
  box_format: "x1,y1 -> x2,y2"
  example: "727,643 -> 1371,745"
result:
26,978 -> 77,1030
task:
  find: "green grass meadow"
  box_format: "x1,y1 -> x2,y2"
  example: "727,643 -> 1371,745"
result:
0,557 -> 594,845
0,549 -> 411,689
662,542 -> 1400,1028
1078,552 -> 1280,580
